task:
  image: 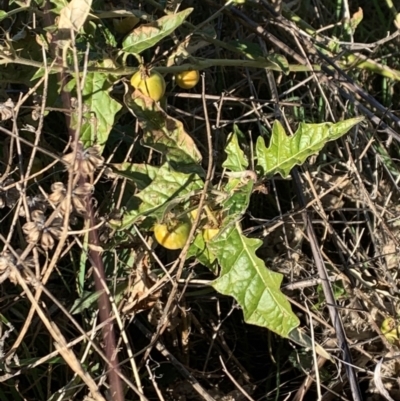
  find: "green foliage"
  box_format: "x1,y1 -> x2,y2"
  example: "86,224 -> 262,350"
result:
256,117 -> 364,178
109,162 -> 204,229
120,104 -> 363,339
122,9 -> 193,54
220,178 -> 253,227
136,163 -> 204,220
0,0 -> 373,397
222,126 -> 248,171
187,233 -> 217,271
108,163 -> 160,189
126,93 -> 203,171
70,290 -> 102,314
67,73 -> 122,148
267,54 -> 290,75
0,0 -> 365,341
209,224 -> 300,337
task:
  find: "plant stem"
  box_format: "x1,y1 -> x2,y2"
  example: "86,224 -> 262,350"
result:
0,54 -> 319,75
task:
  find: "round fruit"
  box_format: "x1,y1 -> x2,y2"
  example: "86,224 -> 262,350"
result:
154,221 -> 191,250
175,70 -> 200,89
130,70 -> 166,101
203,228 -> 219,242
381,317 -> 400,344
190,208 -> 204,221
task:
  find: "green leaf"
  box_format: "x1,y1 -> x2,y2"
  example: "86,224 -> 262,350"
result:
256,117 -> 364,178
30,65 -> 59,80
221,178 -> 253,228
70,290 -> 102,314
226,40 -> 289,74
67,73 -> 122,148
227,39 -> 264,60
209,224 -> 300,338
267,54 -> 289,75
107,163 -> 160,189
136,163 -> 203,220
49,0 -> 69,15
94,9 -> 151,20
109,161 -> 204,230
122,8 -> 193,54
187,233 -> 217,271
126,93 -> 203,174
222,126 -> 248,172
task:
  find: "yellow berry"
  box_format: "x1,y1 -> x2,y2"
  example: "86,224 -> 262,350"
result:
381,317 -> 400,344
203,228 -> 219,242
130,70 -> 166,101
154,220 -> 191,250
175,70 -> 200,89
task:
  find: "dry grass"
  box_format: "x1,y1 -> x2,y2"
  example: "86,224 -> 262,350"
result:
1,0 -> 400,400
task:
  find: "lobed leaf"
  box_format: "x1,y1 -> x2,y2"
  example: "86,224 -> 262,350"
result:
209,224 -> 300,338
110,162 -> 203,230
256,117 -> 364,178
222,126 -> 248,172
